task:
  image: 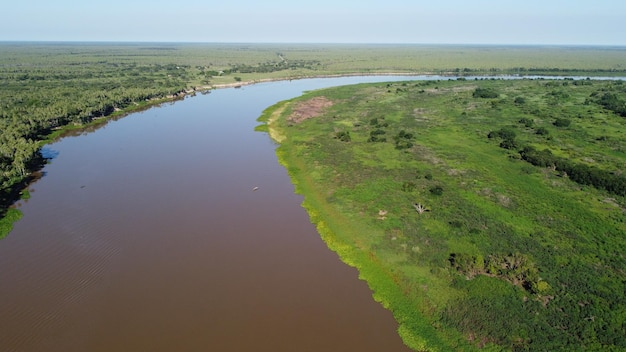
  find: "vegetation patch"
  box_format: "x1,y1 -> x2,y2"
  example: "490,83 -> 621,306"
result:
287,96 -> 334,124
260,78 -> 626,351
0,208 -> 22,239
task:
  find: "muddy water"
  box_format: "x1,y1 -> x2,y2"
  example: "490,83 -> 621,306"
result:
0,77 -> 423,352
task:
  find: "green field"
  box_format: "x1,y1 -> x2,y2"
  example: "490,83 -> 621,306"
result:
259,78 -> 626,351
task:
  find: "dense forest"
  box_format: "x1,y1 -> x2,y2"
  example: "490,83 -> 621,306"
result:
260,78 -> 626,351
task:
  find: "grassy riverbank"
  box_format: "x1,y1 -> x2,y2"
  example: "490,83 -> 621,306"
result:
259,78 -> 626,351
2,43 -> 626,231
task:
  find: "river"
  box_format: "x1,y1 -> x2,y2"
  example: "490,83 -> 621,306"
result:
0,76 -> 426,352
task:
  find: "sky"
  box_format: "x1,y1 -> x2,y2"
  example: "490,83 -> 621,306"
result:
2,0 -> 625,45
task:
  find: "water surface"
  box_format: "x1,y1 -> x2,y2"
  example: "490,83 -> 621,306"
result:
0,77 -> 420,352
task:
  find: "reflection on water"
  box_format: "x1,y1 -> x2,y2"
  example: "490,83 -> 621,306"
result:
39,147 -> 60,160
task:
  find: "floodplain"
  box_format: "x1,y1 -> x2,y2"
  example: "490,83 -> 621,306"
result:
260,77 -> 626,350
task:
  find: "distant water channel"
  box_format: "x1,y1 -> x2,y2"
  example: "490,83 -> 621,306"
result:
0,76 -> 428,352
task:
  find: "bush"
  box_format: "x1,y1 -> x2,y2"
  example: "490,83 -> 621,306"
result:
473,87 -> 499,99
394,130 -> 414,149
335,131 -> 351,142
368,134 -> 386,143
488,128 -> 516,141
519,146 -> 626,196
499,138 -> 519,150
429,185 -> 444,195
553,118 -> 571,127
369,117 -> 389,128
595,92 -> 626,117
518,117 -> 534,127
402,181 -> 417,192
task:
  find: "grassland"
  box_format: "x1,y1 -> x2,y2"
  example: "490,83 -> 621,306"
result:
259,78 -> 626,351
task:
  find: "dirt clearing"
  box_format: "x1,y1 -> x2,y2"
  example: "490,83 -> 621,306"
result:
288,97 -> 333,124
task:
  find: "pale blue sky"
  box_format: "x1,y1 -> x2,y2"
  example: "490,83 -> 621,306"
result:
2,0 -> 625,45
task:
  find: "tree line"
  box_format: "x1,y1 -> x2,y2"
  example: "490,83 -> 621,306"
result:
0,55 -> 190,221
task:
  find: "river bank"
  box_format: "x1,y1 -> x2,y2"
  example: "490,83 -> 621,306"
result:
262,105 -> 448,350
1,76 -> 419,352
258,98 -> 455,351
259,78 -> 626,350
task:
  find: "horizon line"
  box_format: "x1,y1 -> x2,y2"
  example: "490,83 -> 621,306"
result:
1,40 -> 626,48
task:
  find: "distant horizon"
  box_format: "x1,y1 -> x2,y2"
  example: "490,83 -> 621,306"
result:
2,41 -> 626,48
3,1 -> 625,46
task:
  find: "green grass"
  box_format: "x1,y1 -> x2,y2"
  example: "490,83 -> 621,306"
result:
262,78 -> 626,351
0,208 -> 22,239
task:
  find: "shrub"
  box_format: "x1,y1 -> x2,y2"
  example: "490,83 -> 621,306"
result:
595,92 -> 626,117
402,181 -> 417,192
518,117 -> 534,127
553,118 -> 571,127
394,130 -> 414,149
473,87 -> 499,99
499,138 -> 519,150
429,185 -> 444,195
335,131 -> 351,142
488,128 -> 516,141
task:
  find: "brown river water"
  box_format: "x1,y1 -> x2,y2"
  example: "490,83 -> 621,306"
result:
0,77 -> 423,352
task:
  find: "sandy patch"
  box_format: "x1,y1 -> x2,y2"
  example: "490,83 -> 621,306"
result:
267,104 -> 288,143
288,97 -> 333,124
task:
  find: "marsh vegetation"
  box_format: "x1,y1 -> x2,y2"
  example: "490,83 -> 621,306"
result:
260,78 -> 626,351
